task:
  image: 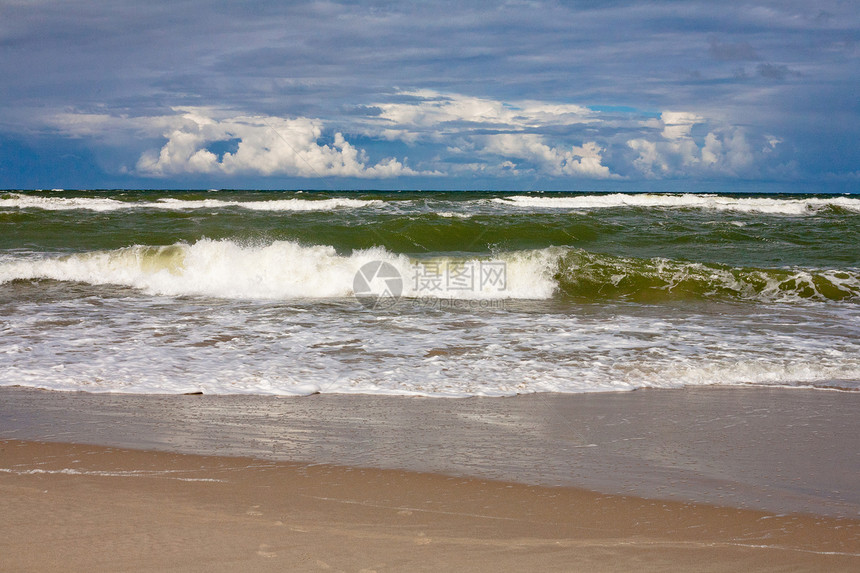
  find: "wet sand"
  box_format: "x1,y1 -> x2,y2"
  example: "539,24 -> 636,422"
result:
1,385 -> 858,517
2,439 -> 858,572
1,386 -> 859,571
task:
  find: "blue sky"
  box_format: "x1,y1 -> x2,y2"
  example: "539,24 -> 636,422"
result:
1,0 -> 858,191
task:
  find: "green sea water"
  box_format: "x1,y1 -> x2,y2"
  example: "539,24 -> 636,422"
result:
1,190 -> 858,395
2,190 -> 858,302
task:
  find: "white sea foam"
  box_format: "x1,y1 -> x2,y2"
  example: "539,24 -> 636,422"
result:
2,241 -> 857,303
494,194 -> 860,215
1,293 -> 858,396
154,197 -> 383,211
0,193 -> 382,212
0,240 -> 559,300
0,468 -> 223,482
6,192 -> 860,216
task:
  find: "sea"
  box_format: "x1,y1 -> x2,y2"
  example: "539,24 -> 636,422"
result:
1,189 -> 858,397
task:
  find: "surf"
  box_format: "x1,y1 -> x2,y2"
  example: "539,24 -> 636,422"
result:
0,193 -> 383,212
1,240 -> 857,304
494,193 -> 860,215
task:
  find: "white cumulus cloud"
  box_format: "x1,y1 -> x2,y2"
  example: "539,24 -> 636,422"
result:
482,135 -> 616,178
364,90 -> 616,178
628,111 -> 755,177
135,108 -> 421,178
44,92 -> 783,182
371,90 -> 595,139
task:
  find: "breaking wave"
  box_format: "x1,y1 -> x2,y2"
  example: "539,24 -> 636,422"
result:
494,193 -> 860,215
0,193 -> 382,212
1,240 -> 857,303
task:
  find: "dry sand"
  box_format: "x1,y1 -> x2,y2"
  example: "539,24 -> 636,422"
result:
2,439 -> 858,572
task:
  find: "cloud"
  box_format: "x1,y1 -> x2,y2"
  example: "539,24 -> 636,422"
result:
756,63 -> 800,80
49,112 -> 174,140
373,90 -> 594,134
364,91 -> 780,180
660,112 -> 705,140
708,37 -> 760,61
628,112 -> 756,177
360,90 -> 616,178
481,135 -> 617,179
2,1 -> 859,187
2,1 -> 860,188
132,108 -> 423,178
46,91 -> 781,182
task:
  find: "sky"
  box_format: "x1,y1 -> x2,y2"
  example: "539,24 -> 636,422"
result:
1,0 -> 858,191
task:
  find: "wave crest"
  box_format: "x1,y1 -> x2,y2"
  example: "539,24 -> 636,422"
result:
0,193 -> 382,212
556,249 -> 860,302
1,241 -> 856,303
495,193 -> 860,215
0,240 -> 556,301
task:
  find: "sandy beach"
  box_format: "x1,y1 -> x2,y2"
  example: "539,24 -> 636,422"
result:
4,0 -> 860,567
1,386 -> 858,571
2,439 -> 858,572
2,385 -> 858,516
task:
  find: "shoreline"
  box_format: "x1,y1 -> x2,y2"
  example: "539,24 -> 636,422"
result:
1,384 -> 858,518
2,438 -> 858,572
3,385 -> 859,571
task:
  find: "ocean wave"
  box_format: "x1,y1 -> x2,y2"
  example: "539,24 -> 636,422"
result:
555,249 -> 860,302
494,193 -> 860,215
0,193 -> 382,212
0,240 -> 556,300
0,241 -> 389,299
1,241 -> 857,303
6,192 -> 860,217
